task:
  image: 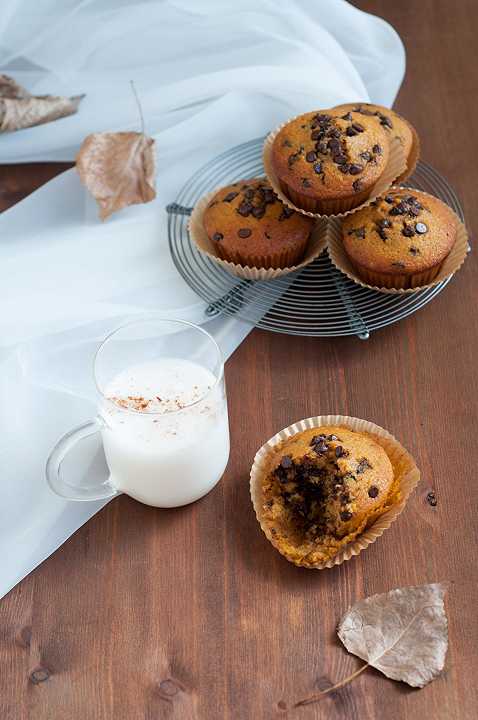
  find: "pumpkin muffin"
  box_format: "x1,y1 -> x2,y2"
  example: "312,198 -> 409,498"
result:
333,102 -> 418,182
202,178 -> 314,269
259,426 -> 397,567
270,109 -> 390,213
342,188 -> 457,289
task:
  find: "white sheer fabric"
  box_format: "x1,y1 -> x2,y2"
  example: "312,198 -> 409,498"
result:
0,0 -> 405,598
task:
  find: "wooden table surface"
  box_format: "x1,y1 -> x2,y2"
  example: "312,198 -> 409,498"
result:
1,2 -> 477,718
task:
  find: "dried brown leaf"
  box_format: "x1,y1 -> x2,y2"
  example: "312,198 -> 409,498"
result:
338,583 -> 448,688
295,583 -> 448,708
75,131 -> 156,220
0,74 -> 84,133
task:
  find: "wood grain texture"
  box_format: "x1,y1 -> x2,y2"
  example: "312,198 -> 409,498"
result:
1,1 -> 478,717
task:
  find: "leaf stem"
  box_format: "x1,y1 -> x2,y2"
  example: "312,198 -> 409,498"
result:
294,663 -> 369,708
130,80 -> 145,134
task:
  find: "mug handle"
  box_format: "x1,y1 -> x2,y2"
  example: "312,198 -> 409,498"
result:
46,418 -> 119,501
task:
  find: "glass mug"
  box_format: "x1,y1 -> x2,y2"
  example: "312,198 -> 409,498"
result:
47,318 -> 230,507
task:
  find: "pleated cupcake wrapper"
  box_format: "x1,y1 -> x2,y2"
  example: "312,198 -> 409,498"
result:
188,188 -> 328,281
327,187 -> 470,294
250,415 -> 420,570
396,120 -> 421,184
262,117 -> 407,218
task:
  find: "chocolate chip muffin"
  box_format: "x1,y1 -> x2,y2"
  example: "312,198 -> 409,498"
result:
270,109 -> 390,214
333,102 -> 418,182
259,426 -> 397,567
202,178 -> 314,269
342,188 -> 457,289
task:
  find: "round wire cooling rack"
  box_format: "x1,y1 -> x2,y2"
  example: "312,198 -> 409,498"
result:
167,137 -> 467,339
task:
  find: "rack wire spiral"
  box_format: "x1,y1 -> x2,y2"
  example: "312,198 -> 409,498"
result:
167,137 -> 466,339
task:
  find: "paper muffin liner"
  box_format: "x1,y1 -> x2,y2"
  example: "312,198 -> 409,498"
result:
188,187 -> 328,281
250,415 -> 420,570
327,188 -> 469,293
396,120 -> 421,184
263,117 -> 407,218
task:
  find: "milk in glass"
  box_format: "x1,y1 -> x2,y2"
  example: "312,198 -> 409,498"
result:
100,358 -> 229,507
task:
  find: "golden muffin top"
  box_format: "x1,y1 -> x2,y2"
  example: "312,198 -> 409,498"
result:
332,102 -> 414,159
271,109 -> 389,200
202,178 -> 314,257
342,189 -> 457,275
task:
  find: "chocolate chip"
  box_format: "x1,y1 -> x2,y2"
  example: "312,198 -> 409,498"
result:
212,232 -> 223,242
245,188 -> 255,199
334,154 -> 347,165
409,246 -> 420,255
348,164 -> 363,175
310,434 -> 326,445
238,228 -> 251,238
305,151 -> 317,163
302,178 -> 312,188
368,485 -> 379,498
426,490 -> 437,507
415,222 -> 428,234
402,224 -> 415,237
338,164 -> 350,174
316,113 -> 331,123
265,232 -> 271,239
348,226 -> 366,239
327,434 -> 339,441
313,442 -> 328,454
311,129 -> 322,141
346,126 -> 358,137
352,179 -> 363,193
377,219 -> 391,228
264,189 -> 275,204
279,207 -> 295,221
392,261 -> 406,268
356,458 -> 372,474
316,142 -> 328,154
384,194 -> 394,204
340,493 -> 350,505
352,123 -> 365,133
280,455 -> 293,469
335,446 -> 344,458
360,151 -> 372,162
340,511 -> 353,521
327,138 -> 341,152
313,162 -> 322,174
224,191 -> 238,202
282,139 -> 293,147
252,206 -> 265,219
328,128 -> 341,139
341,112 -> 353,120
237,201 -> 252,216
378,228 -> 388,241
380,114 -> 393,129
372,144 -> 382,154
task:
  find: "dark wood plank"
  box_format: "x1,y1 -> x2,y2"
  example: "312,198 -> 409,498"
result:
1,1 -> 477,718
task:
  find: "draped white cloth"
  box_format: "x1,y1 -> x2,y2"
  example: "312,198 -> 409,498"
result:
0,0 -> 405,598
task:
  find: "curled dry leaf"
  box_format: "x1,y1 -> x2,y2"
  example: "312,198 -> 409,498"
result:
76,132 -> 156,220
295,583 -> 448,708
0,74 -> 84,133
